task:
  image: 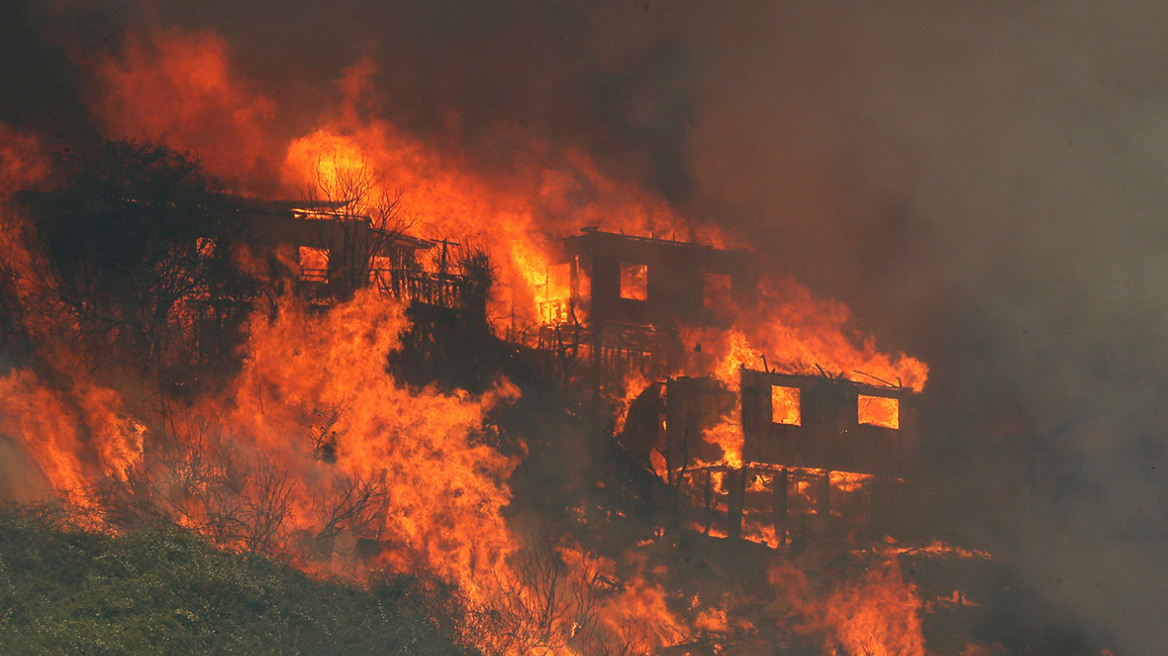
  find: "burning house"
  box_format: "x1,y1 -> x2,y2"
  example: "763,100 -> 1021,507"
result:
511,228 -> 758,387
160,206 -> 921,551
24,169 -> 923,556
0,4 -> 1132,651
505,228 -> 924,550
203,195 -> 467,309
659,369 -> 919,548
563,227 -> 758,384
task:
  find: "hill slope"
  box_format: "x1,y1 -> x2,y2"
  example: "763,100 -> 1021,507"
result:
0,507 -> 475,655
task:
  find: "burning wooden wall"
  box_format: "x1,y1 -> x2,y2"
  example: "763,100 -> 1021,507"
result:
739,368 -> 920,477
561,227 -> 757,329
652,368 -> 919,548
533,228 -> 758,389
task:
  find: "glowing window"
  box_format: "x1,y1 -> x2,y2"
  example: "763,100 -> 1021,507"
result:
858,395 -> 899,429
539,262 -> 573,323
703,272 -> 733,309
548,263 -> 571,299
771,385 -> 801,425
620,263 -> 648,300
298,246 -> 329,282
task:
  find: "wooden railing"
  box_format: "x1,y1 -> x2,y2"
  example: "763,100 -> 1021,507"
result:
369,268 -> 469,310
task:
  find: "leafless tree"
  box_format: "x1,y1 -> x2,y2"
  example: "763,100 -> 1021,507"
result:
305,154 -> 414,300
98,415 -> 295,554
316,469 -> 392,539
464,542 -> 646,656
308,404 -> 345,463
235,462 -> 296,553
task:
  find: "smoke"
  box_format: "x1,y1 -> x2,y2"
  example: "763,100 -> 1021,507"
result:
677,3 -> 1168,652
3,0 -> 1166,651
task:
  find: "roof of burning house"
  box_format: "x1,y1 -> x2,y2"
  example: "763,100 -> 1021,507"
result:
17,190 -> 435,252
215,195 -> 434,250
743,367 -> 916,398
563,226 -> 753,261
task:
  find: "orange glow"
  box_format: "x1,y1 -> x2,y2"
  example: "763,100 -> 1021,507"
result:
280,119 -> 687,334
822,560 -> 925,656
541,262 -> 573,323
0,280 -> 694,653
82,25 -> 929,405
613,369 -> 653,436
212,290 -> 523,597
858,395 -> 900,429
298,246 -> 329,281
682,276 -> 928,393
882,539 -> 994,561
770,559 -> 926,656
771,385 -> 801,425
0,125 -> 49,194
620,263 -> 649,301
701,414 -> 744,469
742,522 -> 782,550
91,31 -> 708,335
558,547 -> 692,653
694,605 -> 731,634
88,28 -> 278,190
703,272 -> 733,311
830,470 -> 873,494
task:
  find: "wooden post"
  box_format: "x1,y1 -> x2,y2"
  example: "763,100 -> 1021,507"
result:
772,467 -> 788,549
591,323 -> 603,395
702,470 -> 713,535
727,467 -> 747,540
819,470 -> 832,520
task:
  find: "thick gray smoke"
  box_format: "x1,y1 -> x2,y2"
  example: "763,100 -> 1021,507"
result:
4,0 -> 1166,651
682,6 -> 1168,653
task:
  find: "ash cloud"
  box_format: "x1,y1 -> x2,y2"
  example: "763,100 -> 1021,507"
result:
4,0 -> 1167,652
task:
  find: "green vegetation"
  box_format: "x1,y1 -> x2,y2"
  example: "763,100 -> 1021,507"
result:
0,506 -> 475,656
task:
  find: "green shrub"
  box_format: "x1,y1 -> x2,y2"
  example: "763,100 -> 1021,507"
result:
0,505 -> 475,655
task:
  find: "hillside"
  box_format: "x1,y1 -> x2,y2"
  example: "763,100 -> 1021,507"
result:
0,506 -> 474,656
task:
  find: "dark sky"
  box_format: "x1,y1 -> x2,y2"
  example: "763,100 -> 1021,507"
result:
4,1 -> 1167,652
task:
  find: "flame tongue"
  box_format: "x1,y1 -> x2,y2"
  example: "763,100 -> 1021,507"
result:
211,291 -> 521,588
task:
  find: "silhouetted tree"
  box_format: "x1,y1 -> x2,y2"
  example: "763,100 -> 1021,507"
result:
305,154 -> 412,301
20,141 -> 260,380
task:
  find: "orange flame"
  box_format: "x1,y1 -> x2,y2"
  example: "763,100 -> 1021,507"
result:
88,28 -> 279,190
684,277 -> 928,392
771,558 -> 927,656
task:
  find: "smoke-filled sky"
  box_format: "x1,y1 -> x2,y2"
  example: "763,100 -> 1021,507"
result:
4,0 -> 1167,652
